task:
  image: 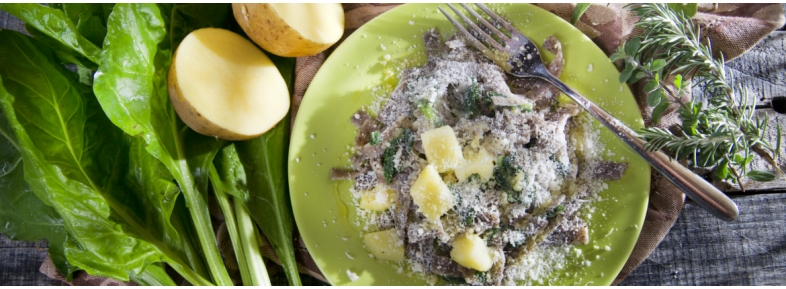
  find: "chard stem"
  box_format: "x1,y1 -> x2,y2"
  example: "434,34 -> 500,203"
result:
210,165 -> 254,285
235,196 -> 272,286
177,159 -> 233,286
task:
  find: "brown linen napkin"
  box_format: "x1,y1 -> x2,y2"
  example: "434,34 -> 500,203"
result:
39,3 -> 784,286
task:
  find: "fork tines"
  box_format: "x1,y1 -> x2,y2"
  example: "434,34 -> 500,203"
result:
437,3 -> 517,53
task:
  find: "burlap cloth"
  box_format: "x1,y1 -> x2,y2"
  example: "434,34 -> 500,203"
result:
40,3 -> 785,286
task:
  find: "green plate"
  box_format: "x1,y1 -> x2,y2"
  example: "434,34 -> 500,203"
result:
289,3 -> 650,286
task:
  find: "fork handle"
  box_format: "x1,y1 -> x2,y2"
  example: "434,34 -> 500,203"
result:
539,71 -> 739,221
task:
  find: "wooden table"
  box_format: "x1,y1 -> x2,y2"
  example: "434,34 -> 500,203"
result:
2,8 -> 786,286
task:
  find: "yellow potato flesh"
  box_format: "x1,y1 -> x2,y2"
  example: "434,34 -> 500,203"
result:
450,232 -> 493,272
359,185 -> 395,211
409,165 -> 455,222
171,28 -> 288,140
269,3 -> 344,45
364,229 -> 406,262
421,126 -> 466,173
454,148 -> 495,182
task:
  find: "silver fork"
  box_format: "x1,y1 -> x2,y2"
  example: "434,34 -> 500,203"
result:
439,3 -> 739,221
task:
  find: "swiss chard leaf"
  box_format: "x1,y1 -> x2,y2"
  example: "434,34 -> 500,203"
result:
0,30 -> 207,284
0,106 -> 76,279
210,144 -> 270,286
165,4 -> 234,50
61,4 -> 113,48
235,123 -> 302,286
571,3 -> 591,25
93,3 -> 231,285
0,3 -> 102,64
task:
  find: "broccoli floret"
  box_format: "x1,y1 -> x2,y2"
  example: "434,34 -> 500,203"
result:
382,129 -> 414,183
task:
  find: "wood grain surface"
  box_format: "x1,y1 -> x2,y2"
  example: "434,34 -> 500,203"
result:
1,7 -> 786,287
620,193 -> 786,285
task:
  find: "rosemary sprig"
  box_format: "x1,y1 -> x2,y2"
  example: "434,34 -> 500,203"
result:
610,3 -> 781,187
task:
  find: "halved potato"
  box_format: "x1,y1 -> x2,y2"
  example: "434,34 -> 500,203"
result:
233,3 -> 345,57
168,28 -> 289,140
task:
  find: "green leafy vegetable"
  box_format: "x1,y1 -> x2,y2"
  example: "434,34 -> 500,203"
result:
546,205 -> 565,219
382,129 -> 414,183
463,210 -> 476,226
370,131 -> 382,145
2,3 -> 301,285
164,4 -> 235,50
129,264 -> 177,286
746,170 -> 776,182
234,120 -> 302,286
0,107 -> 76,279
667,3 -> 698,18
494,154 -> 524,201
0,3 -> 102,63
571,4 -> 591,25
461,79 -> 483,119
60,3 -> 113,47
92,4 -> 230,285
416,98 -> 441,125
549,154 -> 571,177
210,144 -> 271,286
0,30 -> 208,285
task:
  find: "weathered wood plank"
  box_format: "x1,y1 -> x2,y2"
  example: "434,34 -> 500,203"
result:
620,193 -> 786,285
723,31 -> 786,107
0,10 -> 25,33
0,235 -> 62,286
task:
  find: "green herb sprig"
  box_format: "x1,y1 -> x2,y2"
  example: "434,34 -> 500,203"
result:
610,3 -> 781,188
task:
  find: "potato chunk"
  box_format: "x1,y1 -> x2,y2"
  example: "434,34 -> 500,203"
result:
450,232 -> 493,272
363,229 -> 405,261
454,148 -> 495,182
359,185 -> 395,211
168,28 -> 289,140
421,126 -> 465,173
409,165 -> 455,222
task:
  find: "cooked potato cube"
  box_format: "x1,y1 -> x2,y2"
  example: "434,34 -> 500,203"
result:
421,126 -> 465,172
450,232 -> 493,272
454,148 -> 495,182
359,185 -> 395,211
410,165 -> 455,222
363,229 -> 405,261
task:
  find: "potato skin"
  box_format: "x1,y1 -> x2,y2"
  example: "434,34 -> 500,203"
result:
232,3 -> 336,57
167,50 -> 261,141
